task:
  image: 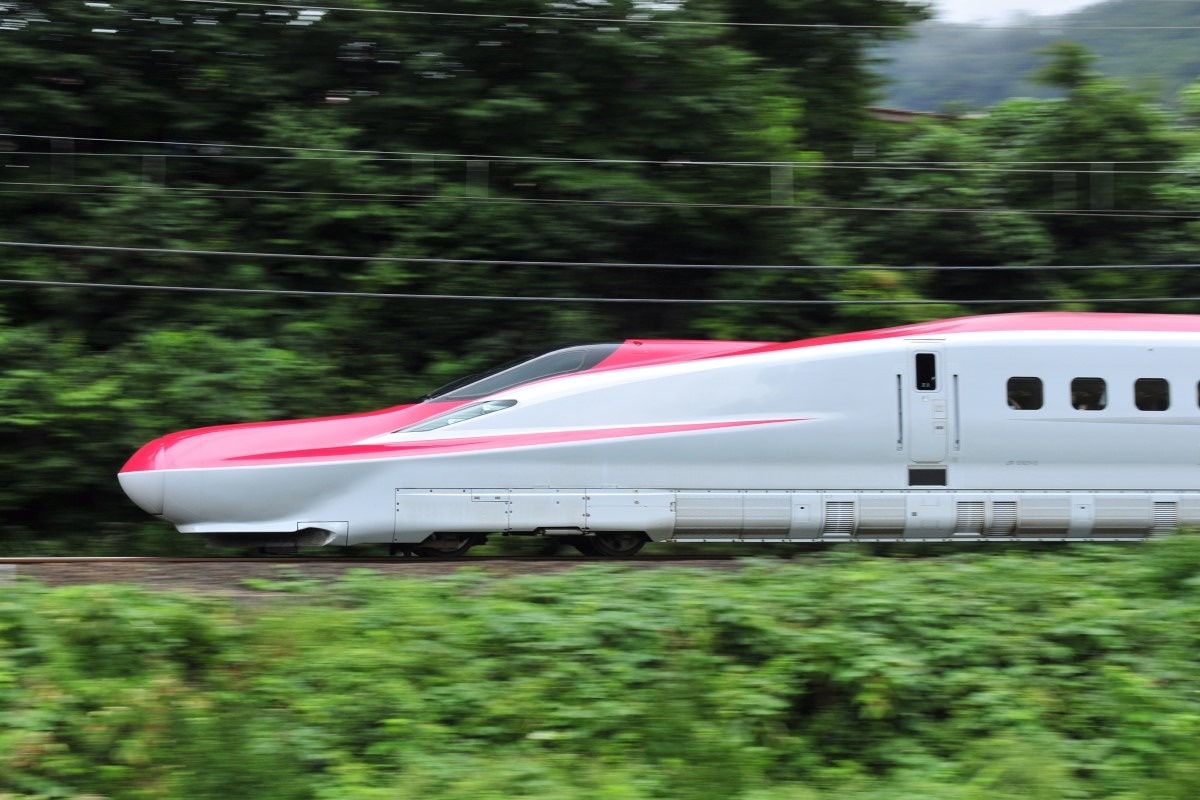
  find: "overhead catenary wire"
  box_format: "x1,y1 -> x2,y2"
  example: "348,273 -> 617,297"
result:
2,180 -> 1198,220
2,239 -> 1200,272
0,276 -> 1195,306
0,13 -> 1186,309
170,0 -> 1200,32
7,148 -> 1200,176
1,11 -> 1193,308
5,134 -> 1198,171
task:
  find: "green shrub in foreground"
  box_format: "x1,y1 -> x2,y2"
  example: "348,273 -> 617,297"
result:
3,539 -> 1200,798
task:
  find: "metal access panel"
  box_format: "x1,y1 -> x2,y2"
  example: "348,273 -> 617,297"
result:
673,492 -> 791,537
585,490 -> 675,540
904,494 -> 954,536
675,492 -> 743,534
742,493 -> 792,537
1016,495 -> 1072,537
394,489 -> 509,539
1090,495 -> 1153,537
787,494 -> 824,538
856,495 -> 907,537
508,490 -> 587,532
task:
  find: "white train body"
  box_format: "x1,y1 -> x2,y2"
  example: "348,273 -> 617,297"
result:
119,313 -> 1200,551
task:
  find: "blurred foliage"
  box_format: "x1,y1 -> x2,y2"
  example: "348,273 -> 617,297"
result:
1,2 -> 1200,550
5,542 -> 1200,796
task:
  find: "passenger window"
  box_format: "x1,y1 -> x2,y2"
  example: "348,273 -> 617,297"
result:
1135,378 -> 1169,411
915,353 -> 937,391
1006,377 -> 1042,410
1071,378 -> 1107,411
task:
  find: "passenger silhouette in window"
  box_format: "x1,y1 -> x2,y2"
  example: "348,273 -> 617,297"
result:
1071,378 -> 1107,410
1006,377 -> 1042,410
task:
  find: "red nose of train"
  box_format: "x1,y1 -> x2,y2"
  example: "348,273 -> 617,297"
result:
117,402 -> 459,522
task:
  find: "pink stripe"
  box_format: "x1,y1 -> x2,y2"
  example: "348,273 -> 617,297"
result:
219,418 -> 804,467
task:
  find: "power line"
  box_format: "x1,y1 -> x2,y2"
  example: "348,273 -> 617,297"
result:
3,133 -> 799,166
0,276 -> 1193,306
5,134 -> 1197,170
172,0 -> 928,30
172,0 -> 1200,32
2,239 -> 1200,272
3,180 -> 1198,220
7,148 -> 1200,176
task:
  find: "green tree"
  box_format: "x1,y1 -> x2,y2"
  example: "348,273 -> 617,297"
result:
0,0 -> 935,550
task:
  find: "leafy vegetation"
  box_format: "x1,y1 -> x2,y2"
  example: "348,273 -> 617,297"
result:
4,5 -> 1199,795
2,2 -> 1200,552
5,541 -> 1200,797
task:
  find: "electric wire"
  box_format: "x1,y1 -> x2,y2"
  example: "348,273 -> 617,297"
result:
4,134 -> 1198,171
0,276 -> 1194,306
1,7 -> 1195,308
4,239 -> 1200,271
170,0 -> 1200,32
7,148 -> 1200,176
2,180 -> 1197,219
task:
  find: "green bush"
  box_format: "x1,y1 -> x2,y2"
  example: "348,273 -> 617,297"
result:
4,541 -> 1200,798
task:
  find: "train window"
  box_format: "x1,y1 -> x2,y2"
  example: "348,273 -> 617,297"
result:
1135,378 -> 1170,411
1071,378 -> 1107,411
404,399 -> 518,432
915,353 -> 937,391
425,344 -> 620,401
1006,377 -> 1042,410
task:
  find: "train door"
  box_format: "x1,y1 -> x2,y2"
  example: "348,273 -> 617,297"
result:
906,345 -> 950,466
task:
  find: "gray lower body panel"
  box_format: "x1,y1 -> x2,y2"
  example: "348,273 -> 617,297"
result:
393,489 -> 1198,543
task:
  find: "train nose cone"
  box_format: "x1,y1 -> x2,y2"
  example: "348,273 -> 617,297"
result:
119,439 -> 166,515
119,470 -> 166,515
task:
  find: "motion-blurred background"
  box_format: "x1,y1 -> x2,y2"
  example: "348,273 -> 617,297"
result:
2,0 -> 1198,551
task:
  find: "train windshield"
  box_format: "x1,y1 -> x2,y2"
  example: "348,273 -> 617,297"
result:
424,344 -> 620,401
405,399 -> 519,432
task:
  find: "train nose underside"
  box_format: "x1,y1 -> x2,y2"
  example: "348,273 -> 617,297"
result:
117,419 -> 400,550
117,404 -> 441,536
118,439 -> 166,515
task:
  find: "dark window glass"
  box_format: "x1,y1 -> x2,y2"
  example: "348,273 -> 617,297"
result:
1071,377 -> 1107,411
426,344 -> 620,401
915,353 -> 937,391
1135,378 -> 1170,411
1007,377 -> 1043,410
909,467 -> 947,486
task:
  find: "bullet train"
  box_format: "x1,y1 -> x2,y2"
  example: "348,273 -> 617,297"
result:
119,312 -> 1200,556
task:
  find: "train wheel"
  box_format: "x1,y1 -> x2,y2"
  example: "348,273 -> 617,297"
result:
590,532 -> 646,558
413,533 -> 478,558
571,536 -> 599,556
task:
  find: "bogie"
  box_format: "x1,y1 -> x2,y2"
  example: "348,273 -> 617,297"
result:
590,532 -> 647,558
412,533 -> 482,558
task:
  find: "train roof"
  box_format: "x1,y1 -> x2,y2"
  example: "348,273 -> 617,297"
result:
746,312 -> 1200,355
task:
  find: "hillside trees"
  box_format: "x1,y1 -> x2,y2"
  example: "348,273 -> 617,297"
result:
845,42 -> 1191,312
880,0 -> 1200,110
